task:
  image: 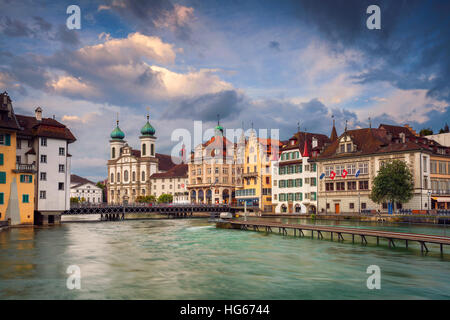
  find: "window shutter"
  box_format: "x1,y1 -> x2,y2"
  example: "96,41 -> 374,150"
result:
20,175 -> 24,183
29,175 -> 32,183
0,172 -> 6,184
0,193 -> 3,204
0,153 -> 3,165
5,134 -> 11,146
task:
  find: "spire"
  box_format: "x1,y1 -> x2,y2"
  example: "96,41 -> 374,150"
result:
214,114 -> 223,136
302,138 -> 309,157
369,117 -> 372,129
140,109 -> 156,136
330,115 -> 337,141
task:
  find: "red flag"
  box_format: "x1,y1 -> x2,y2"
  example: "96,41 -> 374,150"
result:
342,169 -> 348,178
330,171 -> 336,180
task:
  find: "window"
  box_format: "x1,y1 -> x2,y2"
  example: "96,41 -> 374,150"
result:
40,155 -> 47,163
59,164 -> 65,172
340,144 -> 345,153
112,147 -> 116,158
359,180 -> 369,190
325,182 -> 334,191
439,162 -> 447,174
310,178 -> 316,186
117,172 -> 121,182
142,143 -> 146,156
58,183 -> 64,190
124,170 -> 129,182
347,163 -> 356,175
0,193 -> 3,204
349,203 -> 354,209
295,192 -> 303,201
347,181 -> 356,190
22,194 -> 29,203
141,172 -> 145,181
361,203 -> 367,210
20,175 -> 32,183
110,173 -> 114,183
40,191 -> 46,199
0,172 -> 6,184
16,156 -> 21,164
0,134 -> 11,146
358,162 -> 368,174
423,156 -> 427,172
296,178 -> 302,187
311,163 -> 317,172
266,177 -> 270,184
336,182 -> 345,191
16,139 -> 21,149
59,147 -> 65,156
346,143 -> 352,152
151,144 -> 154,156
0,153 -> 3,165
335,165 -> 344,176
325,166 -> 333,176
41,137 -> 47,146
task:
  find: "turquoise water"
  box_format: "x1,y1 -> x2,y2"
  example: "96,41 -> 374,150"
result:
0,218 -> 449,299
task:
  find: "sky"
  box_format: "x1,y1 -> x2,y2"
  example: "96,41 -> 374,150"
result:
1,0 -> 449,181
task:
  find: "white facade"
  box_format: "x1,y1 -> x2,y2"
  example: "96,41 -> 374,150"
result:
271,150 -> 318,214
70,182 -> 103,203
150,176 -> 189,203
36,137 -> 71,211
428,132 -> 450,147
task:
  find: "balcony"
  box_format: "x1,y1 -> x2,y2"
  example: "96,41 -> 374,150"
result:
242,171 -> 258,178
13,163 -> 36,173
431,190 -> 450,196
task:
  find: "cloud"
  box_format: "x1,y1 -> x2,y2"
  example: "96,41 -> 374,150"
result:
52,24 -> 80,46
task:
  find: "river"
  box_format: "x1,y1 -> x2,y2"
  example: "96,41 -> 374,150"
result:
0,217 -> 449,299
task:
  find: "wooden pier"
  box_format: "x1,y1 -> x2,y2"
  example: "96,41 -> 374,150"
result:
229,220 -> 450,254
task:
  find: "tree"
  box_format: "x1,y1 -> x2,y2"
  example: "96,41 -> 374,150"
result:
419,128 -> 433,136
70,197 -> 79,204
370,160 -> 414,211
136,195 -> 156,203
439,123 -> 449,134
158,194 -> 173,204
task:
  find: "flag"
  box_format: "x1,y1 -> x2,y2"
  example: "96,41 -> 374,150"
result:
319,173 -> 325,180
342,169 -> 348,178
355,169 -> 360,178
330,171 -> 336,180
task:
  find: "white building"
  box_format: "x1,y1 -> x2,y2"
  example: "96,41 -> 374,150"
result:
70,174 -> 103,203
271,130 -> 331,213
107,115 -> 177,204
150,164 -> 189,203
16,107 -> 76,223
427,132 -> 450,147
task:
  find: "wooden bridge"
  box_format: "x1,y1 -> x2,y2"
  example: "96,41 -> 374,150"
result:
64,204 -> 232,221
228,220 -> 450,254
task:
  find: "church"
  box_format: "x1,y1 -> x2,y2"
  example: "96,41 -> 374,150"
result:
107,115 -> 177,204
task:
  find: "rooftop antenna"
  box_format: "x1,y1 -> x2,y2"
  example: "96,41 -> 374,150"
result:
297,122 -> 300,133
345,119 -> 348,132
368,117 -> 372,129
217,113 -> 220,125
116,112 -> 119,126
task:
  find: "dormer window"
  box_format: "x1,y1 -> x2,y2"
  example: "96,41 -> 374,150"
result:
291,140 -> 295,146
340,144 -> 345,153
346,143 -> 352,152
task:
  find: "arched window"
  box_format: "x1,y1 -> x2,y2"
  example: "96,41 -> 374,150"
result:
142,171 -> 145,181
117,172 -> 121,182
124,170 -> 129,182
142,143 -> 146,156
142,189 -> 145,195
112,147 -> 116,158
132,171 -> 136,181
110,173 -> 114,183
151,144 -> 154,156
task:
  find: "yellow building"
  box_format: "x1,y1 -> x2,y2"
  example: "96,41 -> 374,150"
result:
0,92 -> 35,225
430,154 -> 450,209
235,130 -> 281,212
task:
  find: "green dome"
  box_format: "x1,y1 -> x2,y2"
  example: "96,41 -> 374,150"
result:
141,116 -> 156,136
110,124 -> 125,140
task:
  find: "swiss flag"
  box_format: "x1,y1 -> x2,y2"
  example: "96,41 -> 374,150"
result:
181,184 -> 185,188
330,171 -> 336,180
342,169 -> 348,178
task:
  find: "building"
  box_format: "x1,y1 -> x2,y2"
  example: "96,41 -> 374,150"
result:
271,130 -> 331,214
316,124 -> 450,214
70,174 -> 103,203
16,107 -> 76,224
235,129 -> 282,212
430,153 -> 450,209
188,122 -> 243,204
427,132 -> 450,147
150,164 -> 189,203
0,92 -> 35,225
107,115 -> 177,204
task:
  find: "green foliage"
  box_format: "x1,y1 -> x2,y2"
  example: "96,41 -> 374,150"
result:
158,194 -> 173,204
96,182 -> 105,190
136,195 -> 156,203
370,160 -> 414,206
419,128 -> 433,136
70,197 -> 79,204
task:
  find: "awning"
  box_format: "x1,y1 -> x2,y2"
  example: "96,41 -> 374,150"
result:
433,197 -> 450,202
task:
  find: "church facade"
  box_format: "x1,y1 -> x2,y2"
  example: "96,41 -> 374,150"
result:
107,115 -> 176,204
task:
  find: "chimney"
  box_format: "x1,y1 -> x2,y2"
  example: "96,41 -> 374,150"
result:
35,107 -> 42,121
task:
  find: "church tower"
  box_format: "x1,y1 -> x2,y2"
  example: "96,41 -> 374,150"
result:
140,114 -> 156,158
110,119 -> 125,160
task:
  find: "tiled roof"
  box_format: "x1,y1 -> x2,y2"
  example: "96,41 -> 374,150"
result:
282,131 -> 331,156
0,92 -> 21,131
150,164 -> 188,179
71,174 -> 96,188
156,153 -> 178,171
16,115 -> 76,142
318,125 -> 450,160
